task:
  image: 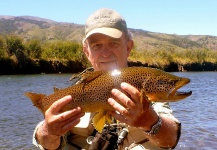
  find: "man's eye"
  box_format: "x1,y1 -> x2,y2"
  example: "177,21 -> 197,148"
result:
92,44 -> 101,49
110,42 -> 119,47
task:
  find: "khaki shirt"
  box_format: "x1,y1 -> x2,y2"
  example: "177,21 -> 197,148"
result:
33,102 -> 181,150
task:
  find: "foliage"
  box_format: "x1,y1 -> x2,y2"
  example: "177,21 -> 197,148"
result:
1,16 -> 216,73
1,16 -> 217,52
129,47 -> 217,66
0,35 -> 6,57
25,39 -> 42,59
5,35 -> 25,56
0,34 -> 217,74
41,40 -> 83,60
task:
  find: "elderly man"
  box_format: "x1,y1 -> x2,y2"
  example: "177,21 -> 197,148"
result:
33,8 -> 181,150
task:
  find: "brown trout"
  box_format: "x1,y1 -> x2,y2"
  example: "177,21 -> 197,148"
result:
25,67 -> 192,132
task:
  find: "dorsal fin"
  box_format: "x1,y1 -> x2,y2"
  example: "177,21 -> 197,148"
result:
53,87 -> 60,92
69,67 -> 94,82
79,71 -> 104,84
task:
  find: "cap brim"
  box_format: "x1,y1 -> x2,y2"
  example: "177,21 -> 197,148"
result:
84,27 -> 123,41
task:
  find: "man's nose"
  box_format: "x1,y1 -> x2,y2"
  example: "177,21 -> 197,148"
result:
101,46 -> 112,57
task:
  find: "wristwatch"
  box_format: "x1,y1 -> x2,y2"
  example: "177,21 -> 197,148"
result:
143,115 -> 162,136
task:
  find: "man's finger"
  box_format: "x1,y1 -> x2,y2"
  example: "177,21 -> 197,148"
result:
120,82 -> 140,103
48,95 -> 72,114
55,107 -> 83,122
111,88 -> 135,109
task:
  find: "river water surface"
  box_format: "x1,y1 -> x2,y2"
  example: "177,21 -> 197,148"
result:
0,72 -> 216,149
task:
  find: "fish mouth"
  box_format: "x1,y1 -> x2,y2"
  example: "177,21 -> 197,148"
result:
172,90 -> 192,99
168,77 -> 192,101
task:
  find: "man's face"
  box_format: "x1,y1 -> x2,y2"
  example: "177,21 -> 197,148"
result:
83,33 -> 133,71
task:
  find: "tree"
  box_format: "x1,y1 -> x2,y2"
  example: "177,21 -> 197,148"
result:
41,40 -> 82,60
0,36 -> 6,57
25,39 -> 42,59
6,35 -> 25,56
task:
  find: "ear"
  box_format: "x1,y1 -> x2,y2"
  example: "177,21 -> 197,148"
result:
127,40 -> 134,56
83,44 -> 89,58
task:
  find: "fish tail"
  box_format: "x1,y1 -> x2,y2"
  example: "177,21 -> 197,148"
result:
24,92 -> 46,113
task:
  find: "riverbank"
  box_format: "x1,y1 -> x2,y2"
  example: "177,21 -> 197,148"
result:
0,58 -> 85,75
1,58 -> 217,75
128,61 -> 217,72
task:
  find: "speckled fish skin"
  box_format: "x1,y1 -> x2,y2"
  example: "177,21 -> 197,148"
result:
25,67 -> 192,131
25,67 -> 192,114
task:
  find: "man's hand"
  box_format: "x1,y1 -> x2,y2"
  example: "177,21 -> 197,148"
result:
43,95 -> 85,136
35,95 -> 85,149
108,82 -> 158,130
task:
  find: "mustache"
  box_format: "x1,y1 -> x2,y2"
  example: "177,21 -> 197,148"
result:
98,56 -> 116,62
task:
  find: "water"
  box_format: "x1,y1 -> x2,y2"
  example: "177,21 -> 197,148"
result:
171,72 -> 217,150
0,72 -> 217,149
0,74 -> 72,150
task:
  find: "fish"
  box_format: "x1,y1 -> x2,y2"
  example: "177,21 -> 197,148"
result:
25,67 -> 192,132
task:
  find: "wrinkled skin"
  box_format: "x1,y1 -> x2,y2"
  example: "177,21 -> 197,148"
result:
44,96 -> 85,136
108,82 -> 152,128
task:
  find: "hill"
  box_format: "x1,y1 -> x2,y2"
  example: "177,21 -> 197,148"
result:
1,15 -> 217,51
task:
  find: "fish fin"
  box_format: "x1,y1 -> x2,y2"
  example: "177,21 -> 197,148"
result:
53,87 -> 60,92
69,67 -> 95,85
69,67 -> 94,81
69,74 -> 79,81
79,71 -> 104,90
140,89 -> 151,112
140,89 -> 149,102
80,71 -> 104,84
24,92 -> 46,113
92,111 -> 112,132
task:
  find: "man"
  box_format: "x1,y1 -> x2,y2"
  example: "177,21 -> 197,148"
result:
33,8 -> 181,149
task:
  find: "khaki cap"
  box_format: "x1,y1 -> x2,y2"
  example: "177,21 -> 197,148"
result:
84,8 -> 128,40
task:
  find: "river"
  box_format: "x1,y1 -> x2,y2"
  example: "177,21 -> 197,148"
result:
0,72 -> 216,149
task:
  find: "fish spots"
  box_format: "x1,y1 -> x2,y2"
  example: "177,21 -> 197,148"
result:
26,67 -> 191,120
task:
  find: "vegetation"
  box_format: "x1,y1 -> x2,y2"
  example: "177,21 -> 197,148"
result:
0,35 -> 87,74
0,16 -> 217,74
0,34 -> 217,75
129,48 -> 217,67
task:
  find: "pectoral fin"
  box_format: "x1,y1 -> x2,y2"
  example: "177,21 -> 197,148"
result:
140,89 -> 151,112
92,111 -> 112,132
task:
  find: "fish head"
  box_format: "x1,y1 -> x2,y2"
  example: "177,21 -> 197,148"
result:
167,77 -> 192,101
143,73 -> 192,102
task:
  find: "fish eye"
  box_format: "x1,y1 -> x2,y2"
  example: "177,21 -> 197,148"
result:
169,80 -> 177,85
